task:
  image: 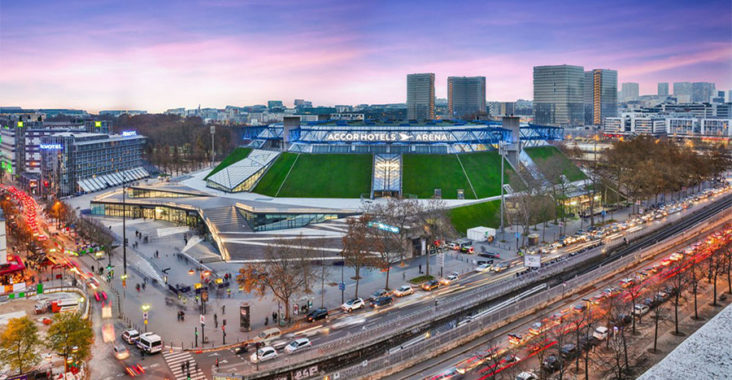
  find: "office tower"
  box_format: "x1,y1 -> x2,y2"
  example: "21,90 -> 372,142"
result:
658,82 -> 669,97
584,71 -> 593,125
691,82 -> 715,103
407,73 -> 435,121
620,82 -> 639,102
586,69 -> 618,125
447,76 -> 486,119
673,82 -> 693,103
533,65 -> 585,126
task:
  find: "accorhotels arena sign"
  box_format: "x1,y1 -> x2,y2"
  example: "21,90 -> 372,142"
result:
324,132 -> 449,143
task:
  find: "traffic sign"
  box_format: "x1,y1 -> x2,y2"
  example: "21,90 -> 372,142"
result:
338,282 -> 345,291
200,315 -> 206,325
142,311 -> 148,320
515,231 -> 520,239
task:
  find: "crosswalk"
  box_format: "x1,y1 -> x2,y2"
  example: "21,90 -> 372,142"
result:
162,350 -> 208,380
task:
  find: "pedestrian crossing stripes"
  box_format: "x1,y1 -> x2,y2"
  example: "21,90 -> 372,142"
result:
162,350 -> 208,380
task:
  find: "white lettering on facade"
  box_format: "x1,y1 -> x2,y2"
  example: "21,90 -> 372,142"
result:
324,132 -> 449,142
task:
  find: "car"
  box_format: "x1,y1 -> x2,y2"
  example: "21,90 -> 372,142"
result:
421,280 -> 439,291
113,343 -> 130,360
502,354 -> 520,363
633,304 -> 650,316
593,326 -> 609,341
528,321 -> 548,335
475,263 -> 492,273
341,298 -> 365,312
124,363 -> 145,377
284,338 -> 312,354
542,355 -> 562,372
121,329 -> 140,344
661,258 -> 672,266
590,293 -> 605,305
572,303 -> 587,313
428,367 -> 465,380
619,278 -> 634,288
94,291 -> 101,302
491,262 -> 509,272
669,253 -> 684,262
101,291 -> 108,301
370,296 -> 393,308
516,371 -> 538,380
603,287 -> 621,297
507,333 -> 523,345
393,285 -> 414,297
368,289 -> 390,302
250,346 -> 278,363
447,272 -> 459,281
560,343 -> 579,359
233,343 -> 249,355
305,308 -> 328,322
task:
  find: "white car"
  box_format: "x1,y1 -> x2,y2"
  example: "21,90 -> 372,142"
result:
341,297 -> 365,312
393,285 -> 414,297
633,304 -> 650,316
284,338 -> 312,354
516,371 -> 538,380
112,343 -> 129,360
250,346 -> 278,363
593,326 -> 608,341
447,272 -> 459,281
475,263 -> 491,273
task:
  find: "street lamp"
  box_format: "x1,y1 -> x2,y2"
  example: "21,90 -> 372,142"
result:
141,304 -> 150,332
499,142 -> 507,234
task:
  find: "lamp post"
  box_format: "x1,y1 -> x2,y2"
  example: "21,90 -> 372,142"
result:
499,142 -> 507,234
122,174 -> 127,281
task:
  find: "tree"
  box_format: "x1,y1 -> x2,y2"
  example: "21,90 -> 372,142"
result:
236,237 -> 319,322
626,280 -> 644,335
414,198 -> 456,277
368,201 -> 410,289
707,250 -> 723,307
668,262 -> 688,336
46,312 -> 94,373
341,215 -> 379,298
687,252 -> 704,320
0,317 -> 41,375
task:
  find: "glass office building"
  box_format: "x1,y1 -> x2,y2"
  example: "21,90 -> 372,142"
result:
533,65 -> 585,126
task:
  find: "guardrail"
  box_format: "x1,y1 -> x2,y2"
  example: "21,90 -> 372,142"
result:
213,194 -> 732,379
333,206 -> 732,379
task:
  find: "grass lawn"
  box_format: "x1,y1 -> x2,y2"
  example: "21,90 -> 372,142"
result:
525,146 -> 586,183
276,154 -> 372,198
252,152 -> 299,196
459,151 -> 518,198
205,147 -> 252,179
448,199 -> 501,234
402,154 -> 475,199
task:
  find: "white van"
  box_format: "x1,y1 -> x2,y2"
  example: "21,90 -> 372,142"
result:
254,328 -> 281,344
593,326 -> 609,341
136,332 -> 162,354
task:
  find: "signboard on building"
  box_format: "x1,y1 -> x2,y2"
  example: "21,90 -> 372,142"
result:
524,254 -> 541,268
39,144 -> 62,150
324,131 -> 450,143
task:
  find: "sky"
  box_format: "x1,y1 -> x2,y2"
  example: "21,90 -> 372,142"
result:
1,0 -> 731,112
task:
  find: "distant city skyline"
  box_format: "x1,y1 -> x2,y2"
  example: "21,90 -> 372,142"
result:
1,0 -> 730,113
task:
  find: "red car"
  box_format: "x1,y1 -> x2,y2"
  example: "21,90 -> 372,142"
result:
94,291 -> 101,302
101,291 -> 108,301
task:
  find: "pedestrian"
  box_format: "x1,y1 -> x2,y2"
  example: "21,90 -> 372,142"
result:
195,363 -> 199,372
265,316 -> 269,326
180,362 -> 184,374
419,264 -> 422,274
222,304 -> 225,314
402,271 -> 405,281
186,360 -> 190,371
272,311 -> 277,323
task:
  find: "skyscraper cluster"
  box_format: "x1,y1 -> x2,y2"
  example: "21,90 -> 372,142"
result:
407,74 -> 487,121
533,64 -> 618,127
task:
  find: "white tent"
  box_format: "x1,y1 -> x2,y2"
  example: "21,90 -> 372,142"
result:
467,226 -> 496,242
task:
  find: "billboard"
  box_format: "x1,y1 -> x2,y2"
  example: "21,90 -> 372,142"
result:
524,254 -> 541,268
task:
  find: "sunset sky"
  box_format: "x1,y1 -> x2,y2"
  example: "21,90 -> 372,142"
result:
1,0 -> 730,112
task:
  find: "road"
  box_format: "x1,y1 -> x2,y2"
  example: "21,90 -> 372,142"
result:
390,224 -> 732,380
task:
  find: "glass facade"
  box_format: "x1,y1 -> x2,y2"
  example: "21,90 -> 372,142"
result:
533,65 -> 585,126
90,202 -> 201,227
129,187 -> 201,198
237,208 -> 341,232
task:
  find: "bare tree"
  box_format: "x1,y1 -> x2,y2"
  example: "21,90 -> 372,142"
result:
341,215 -> 378,298
625,280 -> 644,334
414,198 -> 456,278
236,237 -> 318,322
668,262 -> 688,336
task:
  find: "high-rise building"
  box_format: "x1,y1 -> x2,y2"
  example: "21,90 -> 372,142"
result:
620,82 -> 639,102
407,73 -> 435,121
447,76 -> 486,119
691,82 -> 715,103
673,82 -> 693,103
533,65 -> 585,126
658,82 -> 669,97
584,69 -> 618,125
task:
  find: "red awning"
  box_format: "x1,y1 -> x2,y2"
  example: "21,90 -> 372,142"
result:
0,256 -> 26,276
